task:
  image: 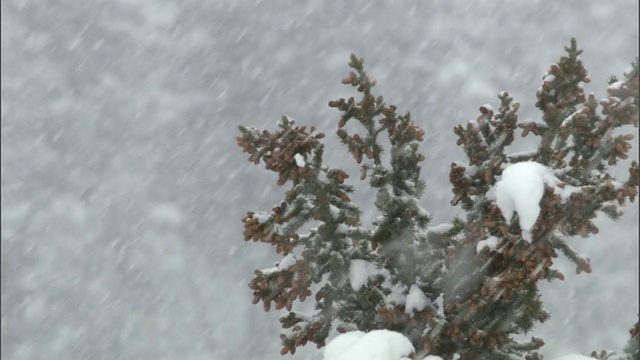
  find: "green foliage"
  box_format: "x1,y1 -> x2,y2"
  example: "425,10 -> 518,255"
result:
236,39 -> 639,359
622,321 -> 640,360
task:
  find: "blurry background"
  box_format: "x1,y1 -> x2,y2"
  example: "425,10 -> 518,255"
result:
1,0 -> 638,359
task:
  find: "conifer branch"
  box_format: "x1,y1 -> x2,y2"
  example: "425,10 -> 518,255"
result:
236,39 -> 639,359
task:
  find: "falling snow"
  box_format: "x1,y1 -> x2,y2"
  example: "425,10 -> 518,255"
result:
1,1 -> 637,359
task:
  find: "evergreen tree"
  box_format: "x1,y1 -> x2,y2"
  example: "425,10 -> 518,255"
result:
236,39 -> 639,359
587,322 -> 639,360
622,321 -> 639,360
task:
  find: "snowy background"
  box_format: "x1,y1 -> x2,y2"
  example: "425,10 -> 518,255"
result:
1,0 -> 638,359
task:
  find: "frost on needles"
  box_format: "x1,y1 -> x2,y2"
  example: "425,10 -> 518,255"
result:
235,39 -> 639,360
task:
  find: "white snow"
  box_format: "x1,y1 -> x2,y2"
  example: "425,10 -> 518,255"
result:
294,153 -> 306,167
435,293 -> 444,317
607,80 -> 625,91
329,204 -> 341,219
405,284 -> 429,314
416,205 -> 431,219
348,261 -> 411,306
476,236 -> 499,253
495,161 -> 560,242
561,109 -> 581,127
4,1 -> 638,359
452,162 -> 480,178
552,355 -> 595,360
385,282 -> 407,306
276,253 -> 297,270
323,331 -> 366,359
336,224 -> 363,235
252,211 -> 271,223
480,103 -> 494,114
465,164 -> 479,177
508,149 -> 539,159
322,330 -> 415,360
349,259 -> 369,290
426,223 -> 454,234
261,253 -> 297,275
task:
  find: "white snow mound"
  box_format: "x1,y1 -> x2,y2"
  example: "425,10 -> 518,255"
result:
476,236 -> 499,253
495,161 -> 559,242
294,153 -> 306,167
349,259 -> 369,291
552,355 -> 596,360
405,285 -> 429,314
323,330 -> 415,360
